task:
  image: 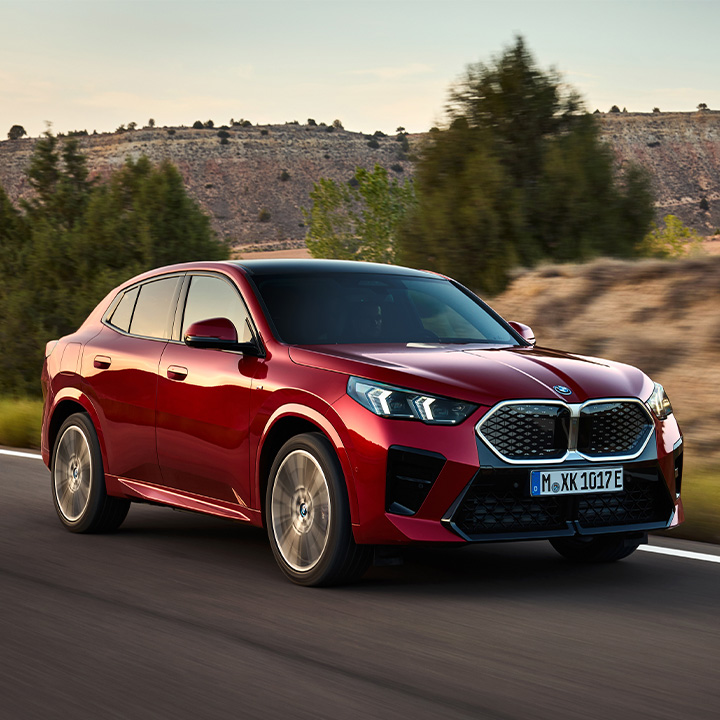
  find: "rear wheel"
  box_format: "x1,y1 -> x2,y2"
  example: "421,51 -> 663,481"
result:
52,413 -> 130,533
266,433 -> 371,586
550,533 -> 644,563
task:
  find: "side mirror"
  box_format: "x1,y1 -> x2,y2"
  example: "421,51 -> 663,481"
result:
507,321 -> 536,346
184,317 -> 261,355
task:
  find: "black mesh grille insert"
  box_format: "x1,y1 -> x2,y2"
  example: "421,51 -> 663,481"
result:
479,404 -> 570,461
577,471 -> 672,528
450,467 -> 673,539
578,402 -> 652,457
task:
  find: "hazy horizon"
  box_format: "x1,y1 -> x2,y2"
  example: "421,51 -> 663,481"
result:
2,0 -> 719,139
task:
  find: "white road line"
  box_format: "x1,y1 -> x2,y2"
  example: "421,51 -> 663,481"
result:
640,545 -> 720,564
0,449 -> 43,460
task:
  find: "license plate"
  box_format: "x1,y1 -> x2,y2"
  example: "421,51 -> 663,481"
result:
530,467 -> 623,497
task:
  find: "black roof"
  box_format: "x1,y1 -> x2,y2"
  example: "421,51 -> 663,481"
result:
230,259 -> 437,278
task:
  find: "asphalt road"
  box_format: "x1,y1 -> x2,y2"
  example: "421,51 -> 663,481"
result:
1,452 -> 719,720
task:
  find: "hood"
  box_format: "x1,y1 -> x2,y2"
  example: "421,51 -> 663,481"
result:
288,343 -> 654,407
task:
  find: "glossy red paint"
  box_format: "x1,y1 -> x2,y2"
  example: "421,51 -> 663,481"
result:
41,260 -> 684,561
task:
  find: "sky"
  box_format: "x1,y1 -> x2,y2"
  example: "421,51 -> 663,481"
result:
1,0 -> 719,138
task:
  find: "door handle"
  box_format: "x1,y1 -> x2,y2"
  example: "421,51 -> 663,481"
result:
167,365 -> 188,380
93,355 -> 111,369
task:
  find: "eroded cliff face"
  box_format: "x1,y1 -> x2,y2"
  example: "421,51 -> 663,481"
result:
1,112 -> 718,248
600,111 -> 720,232
0,124 -> 414,250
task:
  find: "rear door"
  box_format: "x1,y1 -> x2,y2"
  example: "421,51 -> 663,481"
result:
82,274 -> 183,483
155,273 -> 261,507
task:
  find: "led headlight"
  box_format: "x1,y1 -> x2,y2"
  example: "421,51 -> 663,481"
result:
646,382 -> 673,420
347,376 -> 477,425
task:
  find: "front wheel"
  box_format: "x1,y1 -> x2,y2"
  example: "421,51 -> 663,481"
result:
265,433 -> 371,586
550,533 -> 645,563
52,413 -> 130,533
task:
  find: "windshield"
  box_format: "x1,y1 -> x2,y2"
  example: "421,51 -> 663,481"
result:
251,272 -> 520,346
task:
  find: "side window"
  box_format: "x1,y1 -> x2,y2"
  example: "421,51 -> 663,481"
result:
128,277 -> 181,339
108,286 -> 139,333
182,275 -> 253,343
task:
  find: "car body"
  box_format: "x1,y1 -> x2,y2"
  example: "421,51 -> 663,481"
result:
41,259 -> 684,585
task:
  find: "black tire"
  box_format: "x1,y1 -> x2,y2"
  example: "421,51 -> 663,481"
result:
51,413 -> 130,533
265,432 -> 371,587
550,533 -> 644,563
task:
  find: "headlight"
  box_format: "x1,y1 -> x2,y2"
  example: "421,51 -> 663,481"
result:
646,382 -> 673,420
347,376 -> 477,425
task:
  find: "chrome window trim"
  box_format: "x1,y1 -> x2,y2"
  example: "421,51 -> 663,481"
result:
475,398 -> 655,465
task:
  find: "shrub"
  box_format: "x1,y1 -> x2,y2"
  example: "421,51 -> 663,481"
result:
332,119 -> 343,129
127,121 -> 137,130
258,208 -> 271,222
220,137 -> 229,145
653,107 -> 660,113
148,118 -> 155,128
639,215 -> 704,257
367,139 -> 380,149
192,121 -> 204,129
217,130 -> 230,139
373,130 -> 386,138
325,125 -> 335,133
609,105 -> 620,113
390,163 -> 404,173
700,197 -> 710,212
307,118 -> 317,126
279,170 -> 290,182
204,120 -> 214,128
260,129 -> 269,136
7,125 -> 27,140
167,128 -> 176,135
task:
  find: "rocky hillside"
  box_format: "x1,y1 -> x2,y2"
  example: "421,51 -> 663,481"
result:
0,124 -> 415,251
602,111 -> 720,232
1,112 -> 719,249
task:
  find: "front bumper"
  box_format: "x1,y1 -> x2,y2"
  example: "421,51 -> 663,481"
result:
339,396 -> 683,545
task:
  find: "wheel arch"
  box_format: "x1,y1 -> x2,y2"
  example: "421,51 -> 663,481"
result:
46,394 -> 106,472
255,407 -> 359,527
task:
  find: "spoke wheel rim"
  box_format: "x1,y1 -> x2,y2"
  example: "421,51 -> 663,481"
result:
54,425 -> 92,522
271,449 -> 331,572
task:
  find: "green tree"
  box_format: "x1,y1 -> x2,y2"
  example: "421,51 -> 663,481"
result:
0,134 -> 227,395
397,37 -> 654,294
7,125 -> 27,140
304,165 -> 416,263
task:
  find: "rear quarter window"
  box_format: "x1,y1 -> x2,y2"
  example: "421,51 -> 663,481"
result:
128,277 -> 181,339
107,286 -> 139,333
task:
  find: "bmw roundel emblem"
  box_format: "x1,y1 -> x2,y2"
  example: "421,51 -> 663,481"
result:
554,385 -> 572,395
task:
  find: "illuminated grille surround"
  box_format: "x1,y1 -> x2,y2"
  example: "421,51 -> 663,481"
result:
476,398 -> 655,465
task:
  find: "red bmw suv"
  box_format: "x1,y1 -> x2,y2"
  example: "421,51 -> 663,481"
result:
41,260 -> 684,585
